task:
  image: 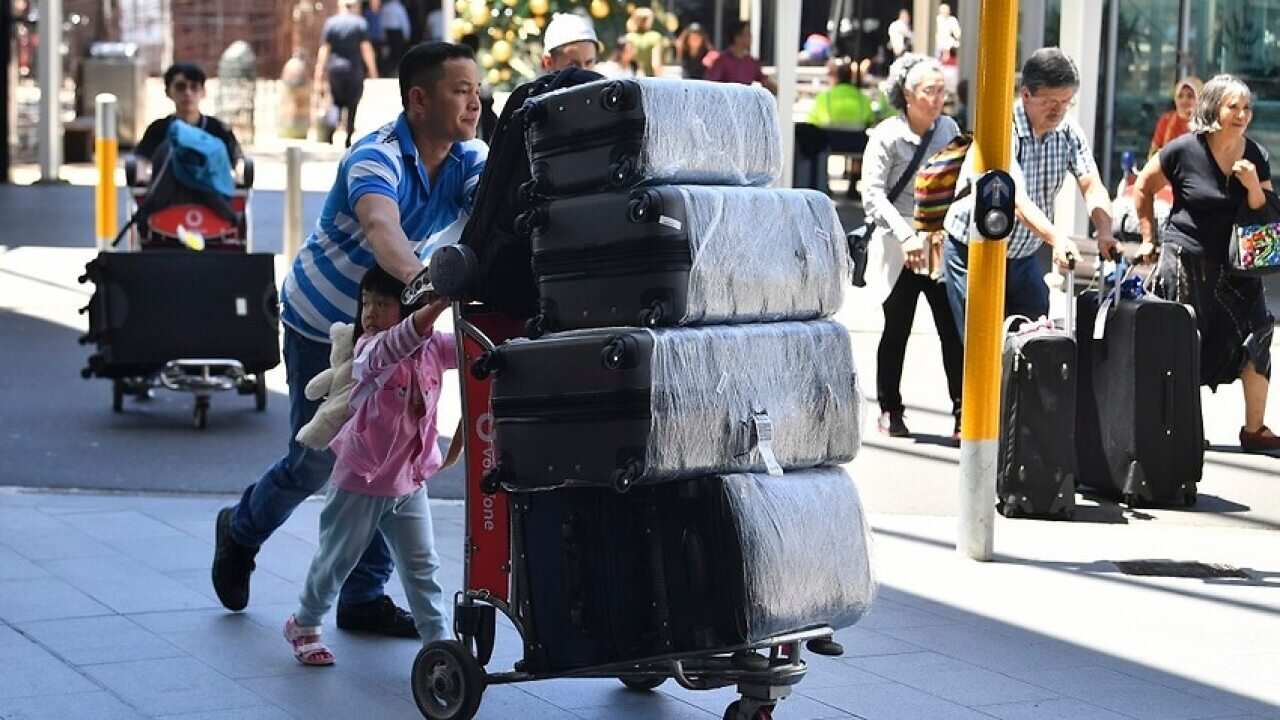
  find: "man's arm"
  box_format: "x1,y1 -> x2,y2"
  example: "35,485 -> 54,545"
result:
361,41 -> 379,79
314,44 -> 331,91
1077,171 -> 1116,259
355,194 -> 423,284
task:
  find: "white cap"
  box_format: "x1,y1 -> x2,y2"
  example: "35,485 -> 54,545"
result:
542,13 -> 602,54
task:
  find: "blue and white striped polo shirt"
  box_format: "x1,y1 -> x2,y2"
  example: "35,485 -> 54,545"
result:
281,113 -> 486,342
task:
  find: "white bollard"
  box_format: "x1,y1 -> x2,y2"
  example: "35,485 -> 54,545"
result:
37,0 -> 63,182
284,146 -> 303,263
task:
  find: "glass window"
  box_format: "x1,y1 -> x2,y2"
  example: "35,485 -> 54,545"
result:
1187,0 -> 1280,159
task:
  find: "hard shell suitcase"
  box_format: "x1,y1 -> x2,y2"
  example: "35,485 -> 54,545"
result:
521,186 -> 849,334
996,316 -> 1078,519
1075,274 -> 1202,507
518,468 -> 876,673
523,78 -> 781,198
79,251 -> 281,378
483,320 -> 862,491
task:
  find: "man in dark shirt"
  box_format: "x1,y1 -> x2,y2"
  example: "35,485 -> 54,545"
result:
134,62 -> 242,166
315,0 -> 380,147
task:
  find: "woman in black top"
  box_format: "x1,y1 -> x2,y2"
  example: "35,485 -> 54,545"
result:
675,23 -> 712,80
1134,74 -> 1278,454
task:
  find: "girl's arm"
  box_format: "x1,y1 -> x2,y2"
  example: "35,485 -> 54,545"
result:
353,297 -> 451,383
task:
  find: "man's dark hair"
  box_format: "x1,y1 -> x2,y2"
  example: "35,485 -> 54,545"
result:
1021,48 -> 1079,93
834,59 -> 854,86
398,42 -> 476,106
730,20 -> 751,41
164,62 -> 206,89
353,264 -> 419,341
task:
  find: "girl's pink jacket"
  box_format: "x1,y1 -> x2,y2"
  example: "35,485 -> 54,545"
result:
328,314 -> 457,497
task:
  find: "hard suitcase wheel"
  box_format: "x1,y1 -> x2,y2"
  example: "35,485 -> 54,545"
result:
412,640 -> 486,720
618,675 -> 665,692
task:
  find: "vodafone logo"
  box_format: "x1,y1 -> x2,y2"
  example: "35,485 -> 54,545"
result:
185,208 -> 205,227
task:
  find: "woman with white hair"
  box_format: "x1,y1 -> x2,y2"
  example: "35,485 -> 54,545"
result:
861,53 -> 964,438
1134,74 -> 1278,454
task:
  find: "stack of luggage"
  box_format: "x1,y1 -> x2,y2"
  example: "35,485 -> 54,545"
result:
453,76 -> 876,673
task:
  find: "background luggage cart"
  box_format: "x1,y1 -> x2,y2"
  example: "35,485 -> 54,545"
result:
78,155 -> 277,429
404,304 -> 853,720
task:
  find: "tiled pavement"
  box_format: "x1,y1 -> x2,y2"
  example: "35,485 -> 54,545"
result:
1,489 -> 1277,720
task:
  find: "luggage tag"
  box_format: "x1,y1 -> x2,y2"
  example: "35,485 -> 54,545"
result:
657,215 -> 683,231
750,411 -> 784,477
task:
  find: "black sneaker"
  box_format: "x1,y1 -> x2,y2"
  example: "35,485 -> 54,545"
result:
211,506 -> 257,612
878,411 -> 910,438
337,595 -> 419,638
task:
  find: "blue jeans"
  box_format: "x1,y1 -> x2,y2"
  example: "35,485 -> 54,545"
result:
296,486 -> 447,643
943,235 -> 1050,338
230,326 -> 393,607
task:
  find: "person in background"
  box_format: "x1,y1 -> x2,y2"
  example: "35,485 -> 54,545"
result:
887,8 -> 912,59
942,48 -> 1116,331
861,53 -> 964,438
540,12 -> 601,72
625,7 -> 664,77
134,62 -> 242,166
362,0 -> 384,69
808,58 -> 875,129
935,3 -> 961,61
1149,76 -> 1203,158
675,22 -> 712,80
1135,74 -> 1279,454
705,20 -> 776,94
380,0 -> 413,76
596,36 -> 638,78
315,0 -> 379,148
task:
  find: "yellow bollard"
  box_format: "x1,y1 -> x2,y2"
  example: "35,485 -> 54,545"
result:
958,0 -> 1019,562
94,93 -> 119,250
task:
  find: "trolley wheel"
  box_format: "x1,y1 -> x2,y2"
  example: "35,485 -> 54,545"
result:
1123,493 -> 1142,509
412,640 -> 486,720
723,700 -> 773,720
193,400 -> 209,430
619,675 -> 665,692
254,374 -> 268,411
112,380 -> 124,413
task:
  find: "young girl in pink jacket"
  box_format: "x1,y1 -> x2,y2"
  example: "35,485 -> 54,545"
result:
285,266 -> 456,665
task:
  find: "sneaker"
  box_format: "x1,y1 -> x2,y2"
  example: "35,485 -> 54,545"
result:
211,506 -> 257,612
877,411 -> 910,438
1240,425 -> 1280,455
336,595 -> 419,638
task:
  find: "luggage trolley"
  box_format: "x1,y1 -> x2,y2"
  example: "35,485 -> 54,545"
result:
78,154 -> 274,429
402,298 -> 840,720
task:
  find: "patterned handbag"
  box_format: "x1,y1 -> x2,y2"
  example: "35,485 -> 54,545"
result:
1229,191 -> 1280,276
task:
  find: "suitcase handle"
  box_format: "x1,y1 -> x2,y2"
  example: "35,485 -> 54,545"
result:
1162,370 -> 1175,437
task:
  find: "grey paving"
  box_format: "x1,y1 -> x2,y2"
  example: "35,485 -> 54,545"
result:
0,491 -> 1274,720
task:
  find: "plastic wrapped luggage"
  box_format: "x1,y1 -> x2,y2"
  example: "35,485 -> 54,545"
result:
521,186 -> 849,334
79,251 -> 281,377
996,318 -> 1077,519
1075,284 -> 1202,506
518,467 -> 876,672
523,78 -> 782,198
484,320 -> 862,491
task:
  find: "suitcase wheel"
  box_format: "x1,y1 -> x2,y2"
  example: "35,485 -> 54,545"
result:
1123,493 -> 1142,509
612,457 -> 642,491
637,300 -> 666,327
619,676 -> 665,692
514,207 -> 547,238
411,640 -> 486,720
524,314 -> 549,339
627,191 -> 654,223
470,351 -> 504,380
480,466 -> 507,494
609,157 -> 637,188
519,178 -> 542,205
600,81 -> 626,111
520,100 -> 548,126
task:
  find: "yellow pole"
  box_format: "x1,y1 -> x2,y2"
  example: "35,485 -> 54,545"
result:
958,0 -> 1019,561
94,93 -> 119,250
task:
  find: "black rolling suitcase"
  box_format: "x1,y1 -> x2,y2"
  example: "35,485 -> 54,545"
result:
1075,270 -> 1202,506
996,312 -> 1078,520
523,78 -> 781,198
518,468 -> 875,673
519,186 -> 848,334
79,251 -> 280,378
484,321 -> 862,491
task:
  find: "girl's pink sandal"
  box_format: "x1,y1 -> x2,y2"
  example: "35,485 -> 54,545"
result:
285,615 -> 335,666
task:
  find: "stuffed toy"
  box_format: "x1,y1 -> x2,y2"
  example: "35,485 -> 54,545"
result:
295,322 -> 355,451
